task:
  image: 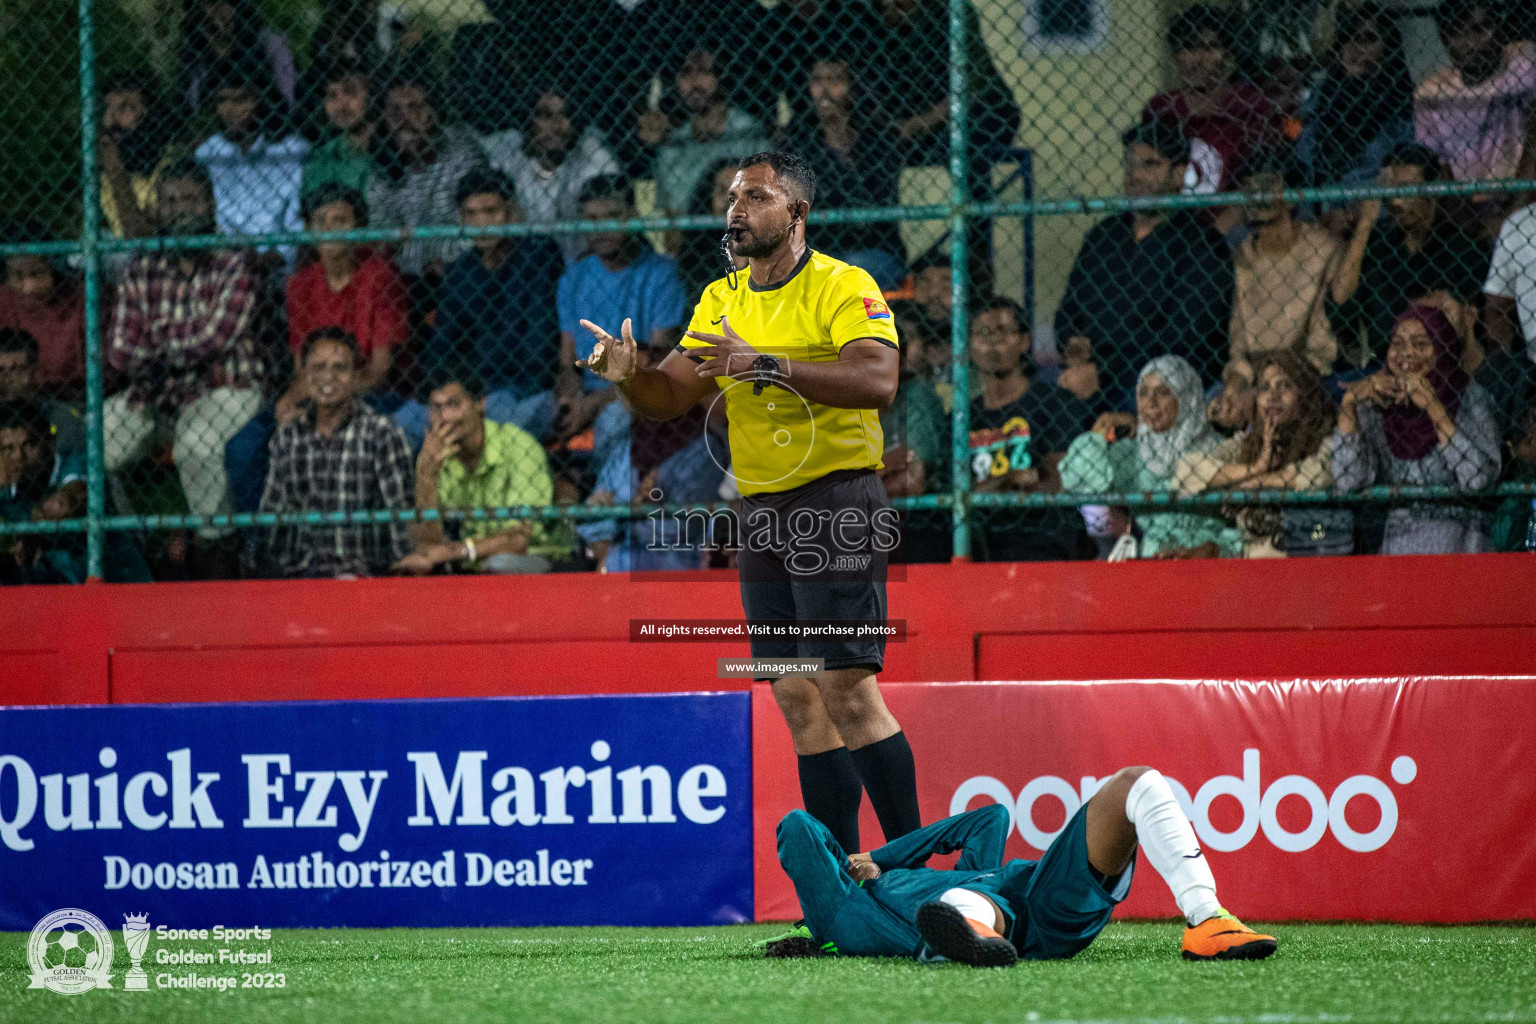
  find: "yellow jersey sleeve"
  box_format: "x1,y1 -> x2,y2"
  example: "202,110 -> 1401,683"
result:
678,284 -> 726,358
826,266 -> 900,351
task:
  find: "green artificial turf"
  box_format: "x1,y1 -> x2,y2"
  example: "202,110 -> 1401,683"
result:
1,922 -> 1533,1024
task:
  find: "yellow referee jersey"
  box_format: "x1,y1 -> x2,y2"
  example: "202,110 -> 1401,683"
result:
679,250 -> 899,495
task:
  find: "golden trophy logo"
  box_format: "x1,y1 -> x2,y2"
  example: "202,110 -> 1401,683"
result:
121,913 -> 151,991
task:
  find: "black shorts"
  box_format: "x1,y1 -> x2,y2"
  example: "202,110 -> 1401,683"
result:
737,469 -> 890,678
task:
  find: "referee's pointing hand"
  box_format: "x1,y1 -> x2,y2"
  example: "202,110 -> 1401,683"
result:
577,317 -> 638,385
684,315 -> 762,380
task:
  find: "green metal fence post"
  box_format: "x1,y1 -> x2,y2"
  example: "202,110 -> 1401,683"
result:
947,0 -> 972,561
77,0 -> 105,580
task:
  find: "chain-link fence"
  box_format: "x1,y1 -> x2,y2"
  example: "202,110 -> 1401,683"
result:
2,0 -> 1535,583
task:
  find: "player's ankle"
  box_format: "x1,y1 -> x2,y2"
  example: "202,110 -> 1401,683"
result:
1181,889 -> 1222,928
1186,905 -> 1233,928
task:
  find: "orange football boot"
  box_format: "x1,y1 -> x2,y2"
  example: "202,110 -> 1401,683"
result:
1182,909 -> 1278,961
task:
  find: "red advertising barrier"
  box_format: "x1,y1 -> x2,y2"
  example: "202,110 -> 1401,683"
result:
753,677 -> 1536,923
5,554 -> 1535,707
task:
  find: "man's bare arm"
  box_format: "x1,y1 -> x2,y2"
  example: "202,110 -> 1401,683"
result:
579,318 -> 716,421
772,340 -> 899,411
621,348 -> 719,420
685,324 -> 899,411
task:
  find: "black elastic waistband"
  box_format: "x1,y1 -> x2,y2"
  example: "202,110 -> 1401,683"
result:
741,467 -> 876,506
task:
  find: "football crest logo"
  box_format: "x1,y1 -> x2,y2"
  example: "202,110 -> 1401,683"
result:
863,297 -> 892,320
27,908 -> 115,995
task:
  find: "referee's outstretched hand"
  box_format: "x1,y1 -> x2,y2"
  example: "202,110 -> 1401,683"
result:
684,316 -> 761,380
577,317 -> 638,385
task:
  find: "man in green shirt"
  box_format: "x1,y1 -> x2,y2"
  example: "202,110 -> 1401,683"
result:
301,61 -> 375,198
395,370 -> 560,575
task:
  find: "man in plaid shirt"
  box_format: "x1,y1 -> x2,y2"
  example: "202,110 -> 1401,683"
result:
105,160 -> 265,546
259,327 -> 414,578
367,59 -> 488,279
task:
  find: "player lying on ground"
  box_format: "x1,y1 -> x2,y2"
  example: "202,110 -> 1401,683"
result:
771,765 -> 1277,966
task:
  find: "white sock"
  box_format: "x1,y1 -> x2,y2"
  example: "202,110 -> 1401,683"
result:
1125,770 -> 1221,926
940,888 -> 999,932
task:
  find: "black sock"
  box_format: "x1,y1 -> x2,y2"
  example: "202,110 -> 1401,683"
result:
849,731 -> 921,842
796,747 -> 863,854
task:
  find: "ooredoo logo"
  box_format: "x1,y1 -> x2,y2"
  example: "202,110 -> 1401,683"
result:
950,749 -> 1417,854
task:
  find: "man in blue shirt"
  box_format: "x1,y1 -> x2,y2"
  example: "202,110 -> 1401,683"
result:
0,400 -> 149,583
0,329 -> 84,459
395,170 -> 563,451
575,339 -> 726,572
193,61 -> 309,269
555,174 -> 687,458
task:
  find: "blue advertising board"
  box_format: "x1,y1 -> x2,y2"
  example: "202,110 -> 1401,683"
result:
0,694 -> 752,930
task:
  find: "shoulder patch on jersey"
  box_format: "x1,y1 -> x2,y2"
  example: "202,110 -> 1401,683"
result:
863,297 -> 892,320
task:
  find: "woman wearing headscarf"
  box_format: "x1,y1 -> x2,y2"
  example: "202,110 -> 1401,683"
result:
1296,3 -> 1415,191
1333,304 -> 1500,553
1179,353 -> 1345,557
1060,355 -> 1241,559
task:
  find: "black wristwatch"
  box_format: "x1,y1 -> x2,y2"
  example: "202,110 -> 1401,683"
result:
751,354 -> 783,396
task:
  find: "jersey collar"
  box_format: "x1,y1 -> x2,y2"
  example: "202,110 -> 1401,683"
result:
747,247 -> 813,293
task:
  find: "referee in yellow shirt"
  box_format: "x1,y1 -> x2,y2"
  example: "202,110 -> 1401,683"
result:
578,151 -> 919,861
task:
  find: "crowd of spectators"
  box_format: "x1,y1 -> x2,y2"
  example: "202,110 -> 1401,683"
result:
4,0 -> 1536,583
